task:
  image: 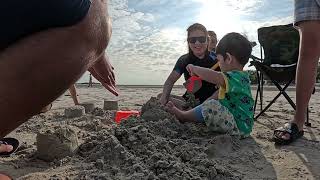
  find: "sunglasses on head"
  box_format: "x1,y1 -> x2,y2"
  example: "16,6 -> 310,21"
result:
188,36 -> 207,43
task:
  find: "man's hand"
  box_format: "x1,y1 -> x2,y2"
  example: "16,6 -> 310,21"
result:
88,54 -> 118,96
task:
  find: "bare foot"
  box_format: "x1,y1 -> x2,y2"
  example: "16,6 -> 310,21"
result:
165,101 -> 185,122
0,144 -> 13,154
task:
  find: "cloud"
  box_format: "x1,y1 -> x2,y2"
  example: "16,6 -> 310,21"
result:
106,0 -> 193,84
78,0 -> 296,85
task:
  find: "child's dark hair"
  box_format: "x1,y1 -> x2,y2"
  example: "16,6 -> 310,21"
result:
216,32 -> 252,66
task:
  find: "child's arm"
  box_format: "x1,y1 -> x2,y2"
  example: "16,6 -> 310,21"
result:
205,90 -> 219,101
187,64 -> 226,88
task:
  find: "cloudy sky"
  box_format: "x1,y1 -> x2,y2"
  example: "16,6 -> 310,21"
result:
78,0 -> 294,85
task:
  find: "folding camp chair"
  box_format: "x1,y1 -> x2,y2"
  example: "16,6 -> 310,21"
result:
250,24 -> 312,126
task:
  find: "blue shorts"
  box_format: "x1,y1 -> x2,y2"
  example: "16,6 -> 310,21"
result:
0,0 -> 91,50
294,0 -> 320,25
194,99 -> 240,135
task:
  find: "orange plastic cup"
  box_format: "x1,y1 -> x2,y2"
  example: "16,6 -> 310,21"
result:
114,110 -> 140,124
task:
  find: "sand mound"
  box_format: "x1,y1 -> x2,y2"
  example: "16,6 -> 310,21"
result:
36,126 -> 79,162
75,97 -> 241,179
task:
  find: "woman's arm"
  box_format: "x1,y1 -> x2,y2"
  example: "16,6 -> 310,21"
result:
159,71 -> 181,105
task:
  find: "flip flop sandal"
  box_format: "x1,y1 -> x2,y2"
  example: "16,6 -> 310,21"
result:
0,138 -> 19,157
273,123 -> 304,145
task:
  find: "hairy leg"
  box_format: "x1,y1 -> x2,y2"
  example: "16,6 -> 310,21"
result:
0,0 -> 111,137
294,21 -> 320,129
277,21 -> 320,140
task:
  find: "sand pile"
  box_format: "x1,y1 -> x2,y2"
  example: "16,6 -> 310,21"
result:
3,87 -> 319,179
4,97 -> 272,179
75,97 -> 242,179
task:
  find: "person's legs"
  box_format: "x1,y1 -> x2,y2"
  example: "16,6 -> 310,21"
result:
0,0 -> 111,137
166,99 -> 239,135
274,0 -> 320,142
294,21 -> 320,130
69,84 -> 80,105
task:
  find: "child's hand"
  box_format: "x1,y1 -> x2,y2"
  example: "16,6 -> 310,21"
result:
186,64 -> 196,76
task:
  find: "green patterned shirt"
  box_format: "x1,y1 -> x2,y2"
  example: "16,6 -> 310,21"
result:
218,71 -> 254,136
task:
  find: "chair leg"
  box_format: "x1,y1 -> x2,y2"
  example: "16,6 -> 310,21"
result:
271,79 -> 296,109
305,107 -> 311,127
255,79 -> 296,120
260,73 -> 263,111
254,71 -> 261,113
255,91 -> 282,119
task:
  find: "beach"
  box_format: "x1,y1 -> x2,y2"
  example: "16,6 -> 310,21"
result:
0,85 -> 319,179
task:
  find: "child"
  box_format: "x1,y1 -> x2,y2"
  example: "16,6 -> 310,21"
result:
166,32 -> 254,137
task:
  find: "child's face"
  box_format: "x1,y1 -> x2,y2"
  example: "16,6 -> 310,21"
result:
217,54 -> 228,71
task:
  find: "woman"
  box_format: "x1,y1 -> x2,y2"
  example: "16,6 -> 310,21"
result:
159,23 -> 219,109
208,30 -> 218,52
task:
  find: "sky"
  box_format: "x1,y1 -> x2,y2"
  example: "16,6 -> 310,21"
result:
78,0 -> 294,85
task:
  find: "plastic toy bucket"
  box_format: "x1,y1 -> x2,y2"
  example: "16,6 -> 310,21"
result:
114,110 -> 140,124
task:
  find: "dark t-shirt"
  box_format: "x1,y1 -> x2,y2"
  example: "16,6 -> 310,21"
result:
173,52 -> 220,103
0,0 -> 91,50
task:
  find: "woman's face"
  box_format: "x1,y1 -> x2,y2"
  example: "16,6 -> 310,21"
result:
208,35 -> 217,51
188,30 -> 208,58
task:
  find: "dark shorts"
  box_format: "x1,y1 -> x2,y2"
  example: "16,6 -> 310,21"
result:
0,0 -> 91,50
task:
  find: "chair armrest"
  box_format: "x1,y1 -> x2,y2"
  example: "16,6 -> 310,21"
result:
249,55 -> 263,67
250,55 -> 262,62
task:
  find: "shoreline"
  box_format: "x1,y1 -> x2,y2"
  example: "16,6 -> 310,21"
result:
76,83 -> 320,91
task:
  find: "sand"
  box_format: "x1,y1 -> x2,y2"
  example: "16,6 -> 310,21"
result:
0,85 -> 319,179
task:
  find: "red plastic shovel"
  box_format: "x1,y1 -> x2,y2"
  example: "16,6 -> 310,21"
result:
184,63 -> 219,93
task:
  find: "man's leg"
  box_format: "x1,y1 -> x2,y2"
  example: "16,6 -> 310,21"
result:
293,21 -> 320,131
0,0 -> 112,137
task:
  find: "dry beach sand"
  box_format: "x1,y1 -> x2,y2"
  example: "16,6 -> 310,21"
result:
0,85 -> 319,179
